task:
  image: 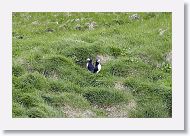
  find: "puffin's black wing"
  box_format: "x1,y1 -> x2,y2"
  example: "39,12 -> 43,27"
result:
93,61 -> 99,73
93,66 -> 98,73
88,63 -> 94,72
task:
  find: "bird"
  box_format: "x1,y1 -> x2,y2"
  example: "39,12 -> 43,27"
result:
93,59 -> 101,73
86,58 -> 94,72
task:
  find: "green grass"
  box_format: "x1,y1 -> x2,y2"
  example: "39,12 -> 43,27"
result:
12,12 -> 172,118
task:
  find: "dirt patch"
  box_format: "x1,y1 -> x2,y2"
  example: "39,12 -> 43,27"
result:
114,81 -> 128,91
14,58 -> 26,65
43,70 -> 59,80
96,55 -> 114,64
156,51 -> 172,68
63,105 -> 96,118
165,51 -> 172,64
105,100 -> 136,118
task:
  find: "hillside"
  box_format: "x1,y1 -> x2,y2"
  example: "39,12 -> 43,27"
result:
12,12 -> 172,118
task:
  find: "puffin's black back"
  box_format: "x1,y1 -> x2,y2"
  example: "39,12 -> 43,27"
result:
93,61 -> 99,73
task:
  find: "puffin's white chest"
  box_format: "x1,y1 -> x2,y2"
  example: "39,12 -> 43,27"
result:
97,64 -> 101,73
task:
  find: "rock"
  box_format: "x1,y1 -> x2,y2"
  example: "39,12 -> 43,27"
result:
129,13 -> 140,20
32,21 -> 40,25
86,21 -> 97,30
75,18 -> 80,22
75,24 -> 82,30
45,28 -> 54,33
159,28 -> 167,36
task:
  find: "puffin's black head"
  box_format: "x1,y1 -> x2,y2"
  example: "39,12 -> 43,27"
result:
87,58 -> 93,63
95,59 -> 100,66
87,58 -> 94,72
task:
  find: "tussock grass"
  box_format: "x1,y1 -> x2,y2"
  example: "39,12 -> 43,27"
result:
12,12 -> 172,118
83,87 -> 130,107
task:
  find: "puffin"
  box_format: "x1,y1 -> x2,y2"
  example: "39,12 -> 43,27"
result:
86,58 -> 94,72
93,59 -> 101,73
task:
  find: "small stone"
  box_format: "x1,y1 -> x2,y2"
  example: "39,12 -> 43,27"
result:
159,28 -> 167,36
129,14 -> 140,20
86,21 -> 97,30
75,24 -> 81,30
45,28 -> 54,33
75,18 -> 80,22
32,21 -> 40,25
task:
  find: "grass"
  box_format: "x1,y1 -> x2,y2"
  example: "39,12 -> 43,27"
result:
12,12 -> 172,118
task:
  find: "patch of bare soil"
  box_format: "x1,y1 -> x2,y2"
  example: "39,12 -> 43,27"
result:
14,58 -> 25,65
63,105 -> 96,118
114,81 -> 128,91
105,100 -> 136,118
96,55 -> 114,64
165,51 -> 172,64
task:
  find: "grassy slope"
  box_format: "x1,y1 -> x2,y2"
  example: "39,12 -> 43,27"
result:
12,12 -> 172,118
